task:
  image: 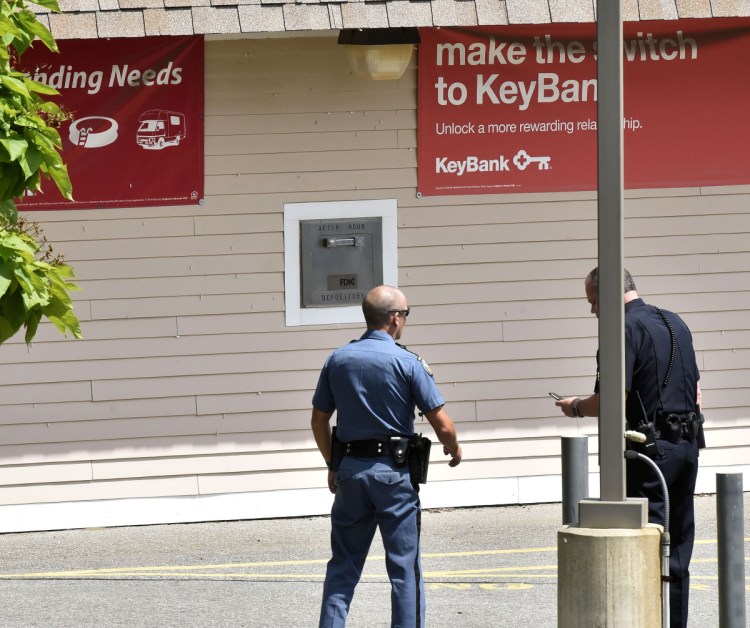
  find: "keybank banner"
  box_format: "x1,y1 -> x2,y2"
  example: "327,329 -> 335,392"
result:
18,35 -> 204,210
417,19 -> 750,196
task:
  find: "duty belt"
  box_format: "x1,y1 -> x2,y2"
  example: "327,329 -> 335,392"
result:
654,412 -> 699,444
343,439 -> 391,457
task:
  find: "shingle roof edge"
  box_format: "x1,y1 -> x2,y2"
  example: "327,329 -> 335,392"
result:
32,0 -> 746,41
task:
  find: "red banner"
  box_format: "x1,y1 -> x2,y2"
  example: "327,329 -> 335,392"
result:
417,19 -> 750,196
18,36 -> 204,210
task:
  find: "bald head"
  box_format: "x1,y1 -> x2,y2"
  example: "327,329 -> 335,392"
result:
363,285 -> 407,330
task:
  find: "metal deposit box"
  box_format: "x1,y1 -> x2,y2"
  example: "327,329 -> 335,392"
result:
300,217 -> 383,307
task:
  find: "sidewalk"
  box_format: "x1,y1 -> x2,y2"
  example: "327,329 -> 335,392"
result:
0,494 -> 745,627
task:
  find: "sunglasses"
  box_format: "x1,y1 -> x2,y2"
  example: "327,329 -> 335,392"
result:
387,308 -> 410,318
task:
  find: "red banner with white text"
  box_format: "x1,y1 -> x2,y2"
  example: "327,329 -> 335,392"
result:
17,35 -> 204,210
417,19 -> 750,196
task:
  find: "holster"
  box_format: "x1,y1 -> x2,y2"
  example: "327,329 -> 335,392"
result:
408,434 -> 432,485
694,412 -> 706,449
330,426 -> 344,472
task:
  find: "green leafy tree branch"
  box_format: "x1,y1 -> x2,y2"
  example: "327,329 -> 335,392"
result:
0,0 -> 81,344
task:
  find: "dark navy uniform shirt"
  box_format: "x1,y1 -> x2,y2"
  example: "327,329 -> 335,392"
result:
312,330 -> 444,442
593,299 -> 700,424
624,298 -> 700,424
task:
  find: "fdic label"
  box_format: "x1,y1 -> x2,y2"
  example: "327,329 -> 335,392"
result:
327,275 -> 358,290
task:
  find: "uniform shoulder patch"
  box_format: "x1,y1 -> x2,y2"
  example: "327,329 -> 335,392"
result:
418,355 -> 433,376
397,343 -> 434,377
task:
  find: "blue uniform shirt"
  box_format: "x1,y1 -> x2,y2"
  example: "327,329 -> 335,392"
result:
312,330 -> 444,442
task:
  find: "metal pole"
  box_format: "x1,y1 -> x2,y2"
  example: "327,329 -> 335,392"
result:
717,473 -> 747,628
596,0 -> 626,504
561,436 -> 589,525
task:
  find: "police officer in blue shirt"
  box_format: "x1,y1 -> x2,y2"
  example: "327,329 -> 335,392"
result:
311,285 -> 462,628
555,268 -> 703,628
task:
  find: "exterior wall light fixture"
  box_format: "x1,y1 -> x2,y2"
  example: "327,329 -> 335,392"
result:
337,28 -> 420,80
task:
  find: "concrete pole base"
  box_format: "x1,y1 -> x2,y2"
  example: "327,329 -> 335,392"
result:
558,524 -> 662,628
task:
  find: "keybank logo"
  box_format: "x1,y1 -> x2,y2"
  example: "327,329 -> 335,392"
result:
436,155 -> 510,176
436,150 -> 552,175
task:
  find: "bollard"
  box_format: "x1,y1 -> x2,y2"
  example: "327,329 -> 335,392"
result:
717,473 -> 747,628
561,436 -> 589,525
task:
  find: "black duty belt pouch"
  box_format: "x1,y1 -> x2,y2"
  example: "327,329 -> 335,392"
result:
661,414 -> 683,445
632,422 -> 658,459
388,436 -> 411,467
330,426 -> 344,472
408,435 -> 432,484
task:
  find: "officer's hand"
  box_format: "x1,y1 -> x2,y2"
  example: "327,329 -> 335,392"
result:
556,397 -> 576,418
444,444 -> 462,467
327,470 -> 337,494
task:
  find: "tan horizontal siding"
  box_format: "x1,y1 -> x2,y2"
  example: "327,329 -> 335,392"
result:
1,34 -> 748,524
42,232 -> 283,260
0,477 -> 199,506
0,397 -> 198,426
206,130 -> 401,156
90,292 -> 285,320
206,148 -> 416,176
205,110 -> 414,135
71,252 -> 283,281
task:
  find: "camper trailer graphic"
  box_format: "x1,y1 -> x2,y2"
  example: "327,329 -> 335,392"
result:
136,110 -> 186,150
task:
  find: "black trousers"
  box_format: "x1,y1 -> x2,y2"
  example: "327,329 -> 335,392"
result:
626,438 -> 699,628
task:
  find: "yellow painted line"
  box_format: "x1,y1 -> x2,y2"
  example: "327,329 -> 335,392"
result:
427,583 -> 535,590
0,541 -> 743,581
0,572 -> 329,580
0,558 -> 330,578
0,546 -> 560,580
426,565 -> 557,576
427,573 -> 558,580
422,547 -> 556,558
1,571 -> 561,581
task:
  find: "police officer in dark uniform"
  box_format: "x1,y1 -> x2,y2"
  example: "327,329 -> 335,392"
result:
555,268 -> 703,628
311,285 -> 462,628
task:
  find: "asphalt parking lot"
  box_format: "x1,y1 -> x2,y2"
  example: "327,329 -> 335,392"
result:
0,493 -> 746,627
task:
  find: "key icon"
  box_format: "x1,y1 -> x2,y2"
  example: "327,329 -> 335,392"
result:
513,149 -> 552,171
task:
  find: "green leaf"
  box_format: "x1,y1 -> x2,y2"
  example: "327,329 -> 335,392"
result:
18,142 -> 42,179
0,74 -> 30,98
0,166 -> 23,200
24,77 -> 59,96
33,126 -> 65,148
1,232 -> 38,258
0,15 -> 22,42
16,11 -> 57,53
0,261 -> 13,297
0,135 -> 27,161
0,314 -> 18,345
0,287 -> 26,343
46,161 -> 72,200
31,0 -> 62,13
0,199 -> 18,223
23,306 -> 41,343
43,270 -> 82,339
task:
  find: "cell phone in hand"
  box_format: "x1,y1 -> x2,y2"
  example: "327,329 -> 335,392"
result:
548,392 -> 562,400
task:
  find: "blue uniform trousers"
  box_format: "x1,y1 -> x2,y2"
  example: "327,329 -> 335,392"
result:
627,438 -> 699,628
319,457 -> 424,628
